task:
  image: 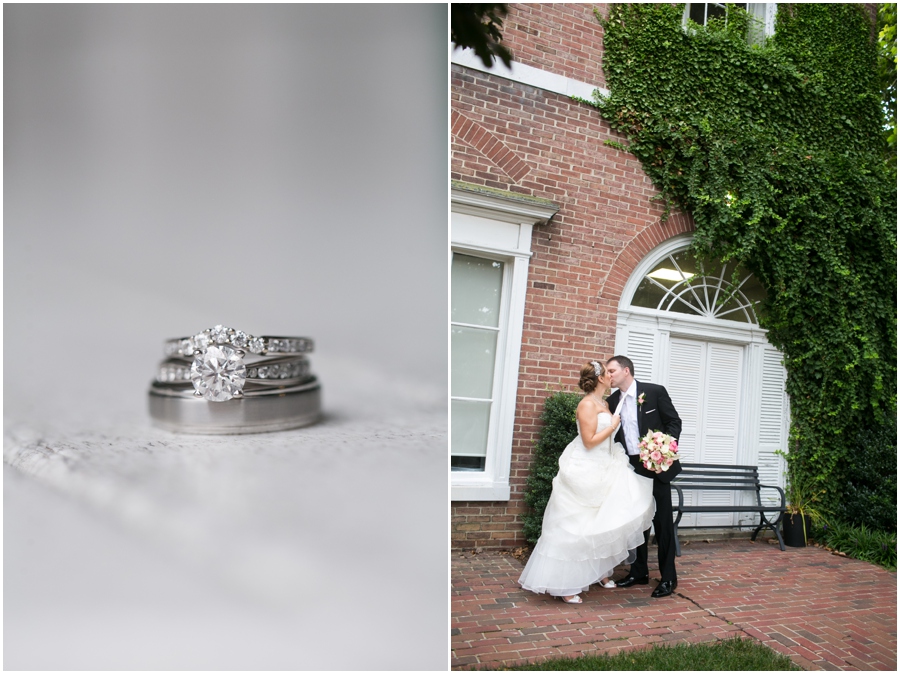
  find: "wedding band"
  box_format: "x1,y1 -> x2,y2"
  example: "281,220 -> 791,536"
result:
164,325 -> 313,358
156,355 -> 311,386
148,377 -> 322,434
150,379 -> 318,398
150,324 -> 322,434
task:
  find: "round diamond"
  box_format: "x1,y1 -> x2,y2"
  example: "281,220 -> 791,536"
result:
193,331 -> 210,350
248,337 -> 266,354
232,330 -> 248,348
190,345 -> 247,401
210,325 -> 231,344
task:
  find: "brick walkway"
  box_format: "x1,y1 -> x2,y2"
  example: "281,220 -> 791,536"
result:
452,540 -> 896,670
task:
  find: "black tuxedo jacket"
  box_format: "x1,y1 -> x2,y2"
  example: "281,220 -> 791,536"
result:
606,381 -> 683,483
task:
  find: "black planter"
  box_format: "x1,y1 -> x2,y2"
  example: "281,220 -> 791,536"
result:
782,513 -> 812,547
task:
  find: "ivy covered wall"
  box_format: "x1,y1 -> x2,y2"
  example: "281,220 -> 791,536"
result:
589,3 -> 896,527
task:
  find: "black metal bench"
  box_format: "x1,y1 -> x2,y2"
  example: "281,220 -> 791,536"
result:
671,463 -> 786,556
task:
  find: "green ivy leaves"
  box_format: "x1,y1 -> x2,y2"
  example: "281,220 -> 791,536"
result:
594,3 -> 896,525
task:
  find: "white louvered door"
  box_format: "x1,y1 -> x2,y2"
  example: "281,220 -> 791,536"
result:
756,346 -> 788,509
666,338 -> 743,527
624,330 -> 656,383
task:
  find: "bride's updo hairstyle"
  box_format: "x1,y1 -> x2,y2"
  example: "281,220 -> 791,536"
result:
579,360 -> 605,394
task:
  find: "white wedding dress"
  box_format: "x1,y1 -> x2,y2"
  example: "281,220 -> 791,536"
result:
519,412 -> 655,596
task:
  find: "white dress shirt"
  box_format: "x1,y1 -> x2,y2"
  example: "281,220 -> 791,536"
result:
618,380 -> 640,455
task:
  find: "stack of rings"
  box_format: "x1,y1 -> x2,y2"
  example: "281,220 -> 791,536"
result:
149,325 -> 321,434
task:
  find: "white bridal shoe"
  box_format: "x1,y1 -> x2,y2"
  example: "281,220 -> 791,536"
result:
561,595 -> 583,604
599,578 -> 616,589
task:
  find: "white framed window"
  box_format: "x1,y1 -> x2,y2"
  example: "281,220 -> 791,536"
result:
631,248 -> 767,323
450,183 -> 557,501
683,3 -> 776,43
451,252 -> 506,473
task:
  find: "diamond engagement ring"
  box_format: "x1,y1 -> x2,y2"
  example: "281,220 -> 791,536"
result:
163,325 -> 314,402
164,325 -> 313,358
156,355 -> 312,400
149,325 -> 321,434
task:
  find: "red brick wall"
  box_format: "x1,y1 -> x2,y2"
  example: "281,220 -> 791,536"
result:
502,3 -> 608,88
451,4 -> 694,550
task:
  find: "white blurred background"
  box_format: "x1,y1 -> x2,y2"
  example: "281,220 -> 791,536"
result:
4,4 -> 448,670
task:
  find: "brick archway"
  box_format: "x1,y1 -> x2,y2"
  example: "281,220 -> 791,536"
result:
604,211 -> 695,302
451,111 -> 532,183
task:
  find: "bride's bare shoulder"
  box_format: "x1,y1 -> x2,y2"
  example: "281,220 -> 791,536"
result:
577,394 -> 608,415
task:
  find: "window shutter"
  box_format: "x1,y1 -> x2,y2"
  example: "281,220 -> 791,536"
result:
757,347 -> 788,506
702,343 -> 742,465
625,330 -> 656,383
666,338 -> 705,527
697,343 -> 743,526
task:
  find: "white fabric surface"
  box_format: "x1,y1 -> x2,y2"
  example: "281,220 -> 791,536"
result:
5,359 -> 446,670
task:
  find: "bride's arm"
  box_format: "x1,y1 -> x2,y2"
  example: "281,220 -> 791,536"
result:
576,401 -> 621,449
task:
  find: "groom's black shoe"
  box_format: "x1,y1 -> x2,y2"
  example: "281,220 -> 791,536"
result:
651,580 -> 677,598
615,574 -> 649,588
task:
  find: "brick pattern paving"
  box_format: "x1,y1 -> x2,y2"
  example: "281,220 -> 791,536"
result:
452,540 -> 896,670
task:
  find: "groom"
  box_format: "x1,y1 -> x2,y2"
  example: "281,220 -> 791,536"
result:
605,356 -> 683,598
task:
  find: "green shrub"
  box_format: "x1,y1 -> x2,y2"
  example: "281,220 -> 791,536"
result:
815,519 -> 897,571
830,419 -> 897,531
521,391 -> 581,545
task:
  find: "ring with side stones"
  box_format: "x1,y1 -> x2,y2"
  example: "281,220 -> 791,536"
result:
155,355 -> 311,401
149,377 -> 322,434
164,325 -> 314,359
162,325 -> 315,403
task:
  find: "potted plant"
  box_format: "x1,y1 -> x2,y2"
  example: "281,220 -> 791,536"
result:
782,475 -> 827,546
776,450 -> 826,547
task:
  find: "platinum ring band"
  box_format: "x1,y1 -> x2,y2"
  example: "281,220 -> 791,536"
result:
156,355 -> 310,385
150,378 -> 319,398
164,329 -> 313,358
148,377 -> 321,434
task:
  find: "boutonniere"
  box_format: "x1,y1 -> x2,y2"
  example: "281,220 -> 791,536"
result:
637,392 -> 646,408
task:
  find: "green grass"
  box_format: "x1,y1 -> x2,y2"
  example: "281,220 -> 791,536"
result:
484,636 -> 801,671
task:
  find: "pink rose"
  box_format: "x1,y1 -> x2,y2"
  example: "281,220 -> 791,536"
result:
670,440 -> 678,452
666,458 -> 675,467
650,451 -> 662,462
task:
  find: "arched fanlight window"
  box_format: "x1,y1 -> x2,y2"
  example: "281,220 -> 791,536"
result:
630,249 -> 767,324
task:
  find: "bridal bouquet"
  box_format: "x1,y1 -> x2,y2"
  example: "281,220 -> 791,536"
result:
638,430 -> 679,473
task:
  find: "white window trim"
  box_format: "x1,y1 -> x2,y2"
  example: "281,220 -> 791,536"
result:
451,185 -> 557,501
682,3 -> 776,38
450,46 -> 609,100
618,234 -> 770,346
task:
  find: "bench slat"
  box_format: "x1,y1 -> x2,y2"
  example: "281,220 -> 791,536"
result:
675,506 -> 783,512
668,463 -> 786,555
679,462 -> 760,470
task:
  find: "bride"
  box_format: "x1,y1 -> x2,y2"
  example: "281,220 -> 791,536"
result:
518,360 -> 655,603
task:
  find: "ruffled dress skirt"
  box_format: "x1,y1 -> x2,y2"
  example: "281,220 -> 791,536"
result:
519,418 -> 654,597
